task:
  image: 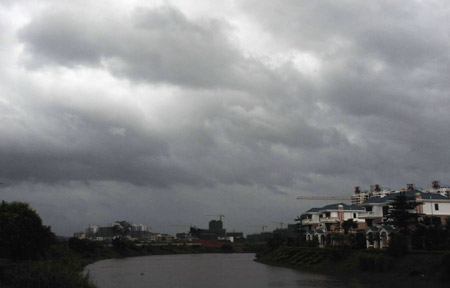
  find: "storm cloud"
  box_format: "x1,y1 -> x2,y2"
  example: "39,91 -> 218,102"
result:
1,0 -> 450,235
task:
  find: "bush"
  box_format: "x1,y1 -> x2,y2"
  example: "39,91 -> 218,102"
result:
1,261 -> 96,288
267,234 -> 284,250
305,236 -> 319,247
68,238 -> 102,256
374,254 -> 393,272
328,246 -> 351,262
441,252 -> 450,273
221,244 -> 233,251
358,254 -> 376,271
350,232 -> 367,250
0,201 -> 56,260
387,233 -> 409,258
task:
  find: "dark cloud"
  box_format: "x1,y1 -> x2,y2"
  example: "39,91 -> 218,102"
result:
0,104 -> 201,187
19,6 -> 243,88
1,1 -> 450,235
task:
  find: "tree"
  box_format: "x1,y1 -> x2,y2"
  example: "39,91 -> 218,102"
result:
294,216 -> 303,233
111,221 -> 132,250
0,201 -> 56,260
384,192 -> 422,233
112,221 -> 132,238
341,219 -> 358,234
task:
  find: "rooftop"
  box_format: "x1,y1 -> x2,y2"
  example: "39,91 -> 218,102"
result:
362,190 -> 449,204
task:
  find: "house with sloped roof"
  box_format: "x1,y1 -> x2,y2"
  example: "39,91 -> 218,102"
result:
301,203 -> 366,246
359,190 -> 450,228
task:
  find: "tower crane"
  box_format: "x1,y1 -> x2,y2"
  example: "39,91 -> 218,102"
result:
296,196 -> 351,200
247,225 -> 268,232
206,214 -> 225,221
169,224 -> 197,229
272,221 -> 285,229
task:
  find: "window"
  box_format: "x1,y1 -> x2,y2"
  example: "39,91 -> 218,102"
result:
435,203 -> 439,211
382,206 -> 389,216
325,212 -> 330,218
366,206 -> 373,212
353,213 -> 357,218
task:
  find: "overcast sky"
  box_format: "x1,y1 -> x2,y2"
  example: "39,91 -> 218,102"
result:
1,0 -> 450,236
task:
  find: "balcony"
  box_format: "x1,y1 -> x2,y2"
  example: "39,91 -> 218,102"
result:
319,217 -> 340,223
358,211 -> 380,219
301,218 -> 319,225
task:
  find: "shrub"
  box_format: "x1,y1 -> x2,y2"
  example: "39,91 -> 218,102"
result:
374,254 -> 393,272
387,233 -> 409,258
0,201 -> 56,260
358,254 -> 376,271
328,246 -> 351,262
441,252 -> 450,273
221,244 -> 233,251
1,261 -> 96,288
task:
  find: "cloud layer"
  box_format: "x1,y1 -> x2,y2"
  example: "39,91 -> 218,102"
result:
1,0 -> 450,235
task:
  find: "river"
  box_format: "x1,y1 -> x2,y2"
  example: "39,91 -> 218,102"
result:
85,253 -> 349,288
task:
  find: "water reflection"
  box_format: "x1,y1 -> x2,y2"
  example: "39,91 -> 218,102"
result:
85,253 -> 349,288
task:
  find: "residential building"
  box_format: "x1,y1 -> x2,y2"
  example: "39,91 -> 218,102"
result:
359,189 -> 450,227
426,180 -> 450,198
301,203 -> 366,246
302,181 -> 450,249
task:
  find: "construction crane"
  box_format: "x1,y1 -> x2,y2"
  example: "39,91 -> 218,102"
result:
296,196 -> 351,200
169,224 -> 197,229
272,221 -> 285,229
206,214 -> 225,221
247,225 -> 268,232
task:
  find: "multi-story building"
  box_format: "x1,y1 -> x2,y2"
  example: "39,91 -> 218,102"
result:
84,222 -> 154,241
301,203 -> 366,246
73,232 -> 85,239
359,189 -> 450,227
426,180 -> 450,198
351,184 -> 395,205
302,181 -> 450,249
301,207 -> 321,231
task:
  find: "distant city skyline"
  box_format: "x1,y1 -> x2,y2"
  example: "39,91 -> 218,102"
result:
1,0 -> 450,236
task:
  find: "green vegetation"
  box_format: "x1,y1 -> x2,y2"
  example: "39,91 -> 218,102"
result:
256,246 -> 450,287
0,201 -> 56,260
0,201 -> 96,288
384,192 -> 421,231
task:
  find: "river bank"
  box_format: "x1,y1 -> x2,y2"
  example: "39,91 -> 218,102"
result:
255,246 -> 450,288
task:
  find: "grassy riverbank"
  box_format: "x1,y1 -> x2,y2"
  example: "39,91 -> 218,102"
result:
256,246 -> 450,288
